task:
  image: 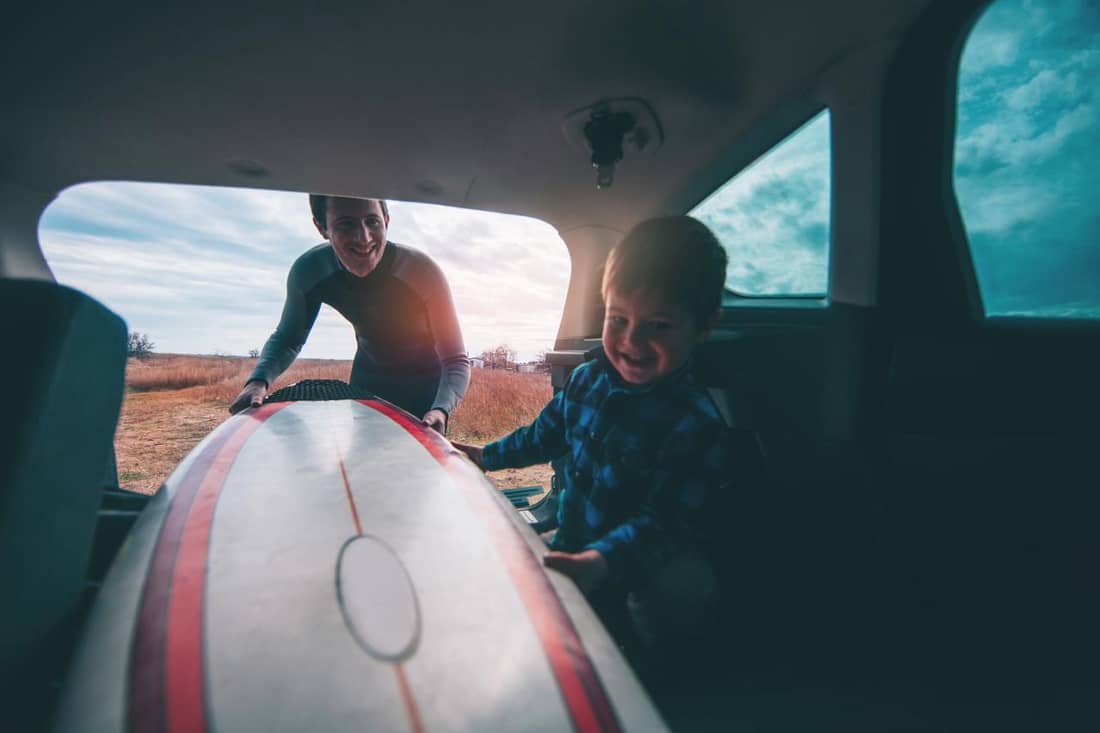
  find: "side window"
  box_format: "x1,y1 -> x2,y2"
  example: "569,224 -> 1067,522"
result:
955,0 -> 1099,319
690,109 -> 831,297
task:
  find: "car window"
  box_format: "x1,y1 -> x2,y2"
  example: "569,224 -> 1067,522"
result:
38,182 -> 567,493
38,182 -> 569,361
954,0 -> 1099,319
689,109 -> 831,297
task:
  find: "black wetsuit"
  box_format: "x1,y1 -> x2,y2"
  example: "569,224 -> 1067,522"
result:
249,241 -> 470,417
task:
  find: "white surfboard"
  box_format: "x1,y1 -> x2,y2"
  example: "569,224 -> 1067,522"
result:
56,398 -> 667,733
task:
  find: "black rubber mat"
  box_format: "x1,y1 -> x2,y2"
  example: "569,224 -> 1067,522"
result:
265,379 -> 375,403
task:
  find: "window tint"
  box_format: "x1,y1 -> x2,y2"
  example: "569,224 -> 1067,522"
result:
955,0 -> 1100,319
690,109 -> 830,297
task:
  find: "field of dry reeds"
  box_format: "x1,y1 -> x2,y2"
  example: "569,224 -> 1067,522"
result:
116,353 -> 553,495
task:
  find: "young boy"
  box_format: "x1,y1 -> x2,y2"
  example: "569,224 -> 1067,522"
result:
455,215 -> 730,648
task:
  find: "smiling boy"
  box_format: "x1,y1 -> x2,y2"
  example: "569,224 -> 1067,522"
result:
456,215 -> 729,645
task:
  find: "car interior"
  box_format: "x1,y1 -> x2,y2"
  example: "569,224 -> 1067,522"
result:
2,0 -> 1098,729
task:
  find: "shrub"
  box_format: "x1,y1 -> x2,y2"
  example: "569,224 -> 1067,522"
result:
128,332 -> 155,358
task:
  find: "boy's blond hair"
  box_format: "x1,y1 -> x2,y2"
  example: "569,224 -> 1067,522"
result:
601,216 -> 728,326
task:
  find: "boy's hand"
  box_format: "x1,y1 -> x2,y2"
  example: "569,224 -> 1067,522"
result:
452,442 -> 484,469
543,549 -> 608,595
421,409 -> 447,433
229,379 -> 268,414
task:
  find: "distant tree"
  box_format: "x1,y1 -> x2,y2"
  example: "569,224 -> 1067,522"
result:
127,331 -> 155,359
479,344 -> 516,369
494,344 -> 517,370
533,349 -> 552,372
248,348 -> 260,358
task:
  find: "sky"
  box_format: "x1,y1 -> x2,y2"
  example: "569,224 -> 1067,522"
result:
953,0 -> 1099,318
40,186 -> 571,361
38,0 -> 1099,361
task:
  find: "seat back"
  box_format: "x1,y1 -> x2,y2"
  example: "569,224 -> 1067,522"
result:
694,324 -> 883,631
0,279 -> 127,720
883,328 -> 1100,623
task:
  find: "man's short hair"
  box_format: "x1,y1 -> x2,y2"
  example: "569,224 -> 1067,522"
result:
309,194 -> 389,223
601,215 -> 728,326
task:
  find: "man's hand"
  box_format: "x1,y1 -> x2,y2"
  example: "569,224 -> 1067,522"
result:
229,380 -> 268,414
543,549 -> 609,595
451,442 -> 484,469
421,408 -> 447,433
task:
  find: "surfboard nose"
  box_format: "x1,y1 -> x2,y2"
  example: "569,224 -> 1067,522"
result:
337,534 -> 422,662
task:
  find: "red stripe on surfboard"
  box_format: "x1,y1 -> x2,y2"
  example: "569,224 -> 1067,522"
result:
129,402 -> 287,733
394,664 -> 426,733
359,399 -> 623,733
336,452 -> 364,536
359,399 -> 451,462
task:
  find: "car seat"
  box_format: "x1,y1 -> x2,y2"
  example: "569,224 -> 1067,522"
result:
0,279 -> 127,726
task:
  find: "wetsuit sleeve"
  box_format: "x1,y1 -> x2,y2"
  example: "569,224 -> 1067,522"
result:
586,411 -> 727,587
423,264 -> 471,416
248,263 -> 322,388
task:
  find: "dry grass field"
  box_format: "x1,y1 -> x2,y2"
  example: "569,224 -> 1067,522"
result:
116,354 -> 555,497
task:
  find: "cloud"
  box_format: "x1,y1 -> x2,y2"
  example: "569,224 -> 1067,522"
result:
955,183 -> 1059,236
1004,68 -> 1080,111
962,29 -> 1021,74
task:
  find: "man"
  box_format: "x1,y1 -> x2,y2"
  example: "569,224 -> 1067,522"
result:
229,195 -> 470,432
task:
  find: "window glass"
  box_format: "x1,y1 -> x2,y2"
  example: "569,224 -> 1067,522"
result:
39,182 -> 568,361
955,0 -> 1100,318
690,109 -> 831,296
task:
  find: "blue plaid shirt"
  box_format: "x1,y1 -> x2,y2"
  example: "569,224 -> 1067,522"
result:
482,355 -> 728,587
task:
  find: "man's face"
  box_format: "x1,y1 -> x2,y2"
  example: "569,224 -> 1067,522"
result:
315,197 -> 390,277
602,288 -> 709,385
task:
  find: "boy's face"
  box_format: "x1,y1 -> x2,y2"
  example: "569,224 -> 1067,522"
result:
314,197 -> 390,277
602,288 -> 710,385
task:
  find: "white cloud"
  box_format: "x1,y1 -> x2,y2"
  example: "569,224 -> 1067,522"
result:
961,28 -> 1021,74
1004,69 -> 1080,110
955,182 -> 1058,236
957,97 -> 1094,173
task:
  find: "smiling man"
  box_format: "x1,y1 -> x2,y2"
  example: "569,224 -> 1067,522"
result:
229,195 -> 470,432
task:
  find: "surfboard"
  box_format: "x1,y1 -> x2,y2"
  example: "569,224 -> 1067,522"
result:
55,397 -> 667,732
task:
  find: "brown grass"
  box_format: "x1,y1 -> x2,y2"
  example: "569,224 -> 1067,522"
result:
114,391 -> 229,493
448,368 -> 552,443
126,354 -> 352,401
117,354 -> 554,496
